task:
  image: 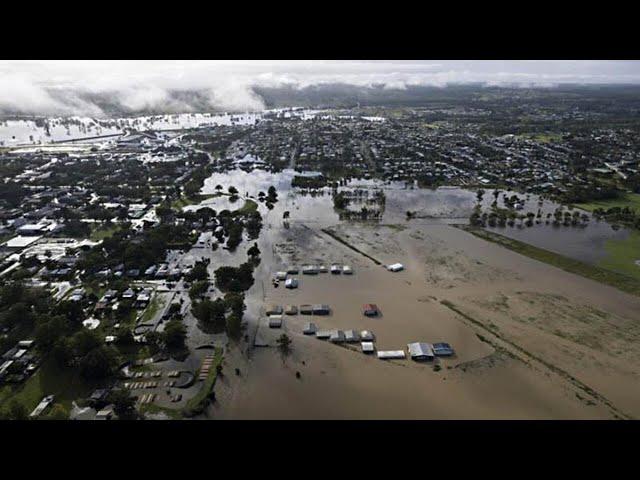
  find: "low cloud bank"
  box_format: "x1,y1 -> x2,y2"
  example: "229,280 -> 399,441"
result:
1,60 -> 639,117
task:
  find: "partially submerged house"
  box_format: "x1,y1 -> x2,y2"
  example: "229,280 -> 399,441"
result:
387,263 -> 404,272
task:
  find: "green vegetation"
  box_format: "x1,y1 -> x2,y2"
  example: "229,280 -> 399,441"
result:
599,231 -> 640,280
460,226 -> 640,297
171,193 -> 218,210
89,223 -> 121,241
140,295 -> 161,323
576,192 -> 640,212
0,359 -> 95,416
183,347 -> 223,417
233,199 -> 258,215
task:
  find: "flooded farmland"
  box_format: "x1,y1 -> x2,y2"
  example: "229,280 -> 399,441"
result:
182,167 -> 640,419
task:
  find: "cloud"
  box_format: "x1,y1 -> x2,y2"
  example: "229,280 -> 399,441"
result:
0,60 -> 639,116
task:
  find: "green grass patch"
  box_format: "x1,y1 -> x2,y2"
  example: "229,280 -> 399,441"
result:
459,225 -> 640,297
139,403 -> 183,420
89,224 -> 121,242
576,193 -> 640,213
140,295 -> 161,323
0,359 -> 97,416
171,194 -> 218,210
183,347 -> 223,416
599,230 -> 640,280
233,199 -> 258,215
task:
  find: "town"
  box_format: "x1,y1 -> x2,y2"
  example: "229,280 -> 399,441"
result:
2,84 -> 640,420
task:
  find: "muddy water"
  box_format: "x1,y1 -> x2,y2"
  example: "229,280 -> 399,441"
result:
186,168 -> 640,418
209,219 -> 633,419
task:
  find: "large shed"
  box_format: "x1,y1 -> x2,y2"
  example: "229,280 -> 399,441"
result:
407,342 -> 435,361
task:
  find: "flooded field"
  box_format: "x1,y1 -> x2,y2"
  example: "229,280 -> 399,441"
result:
180,167 -> 640,419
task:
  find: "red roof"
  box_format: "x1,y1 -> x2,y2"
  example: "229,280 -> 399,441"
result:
363,304 -> 378,312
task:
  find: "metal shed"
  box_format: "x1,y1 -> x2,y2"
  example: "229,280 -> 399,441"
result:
407,342 -> 435,361
329,330 -> 346,343
344,329 -> 360,342
377,350 -> 406,360
361,342 -> 375,353
303,322 -> 317,335
268,315 -> 283,328
312,304 -> 330,315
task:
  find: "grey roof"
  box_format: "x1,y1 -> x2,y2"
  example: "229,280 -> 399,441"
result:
407,342 -> 434,359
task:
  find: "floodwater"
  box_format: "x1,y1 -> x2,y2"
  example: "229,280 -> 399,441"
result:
168,167 -> 640,419
154,166 -> 640,419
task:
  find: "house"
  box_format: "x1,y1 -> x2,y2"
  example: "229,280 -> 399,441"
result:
432,342 -> 455,357
330,264 -> 342,274
377,350 -> 406,360
361,342 -> 375,353
274,271 -> 288,280
286,266 -> 299,274
303,322 -> 317,335
285,278 -> 298,289
387,263 -> 404,272
407,342 -> 435,361
342,265 -> 353,274
362,304 -> 379,317
318,265 -> 328,273
312,304 -> 330,315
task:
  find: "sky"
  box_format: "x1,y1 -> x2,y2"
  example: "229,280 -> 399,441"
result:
1,60 -> 639,116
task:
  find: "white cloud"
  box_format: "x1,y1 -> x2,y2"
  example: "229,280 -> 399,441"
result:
0,60 -> 639,116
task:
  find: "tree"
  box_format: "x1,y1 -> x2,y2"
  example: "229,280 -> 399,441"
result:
45,403 -> 69,420
226,313 -> 242,340
79,346 -> 118,379
192,298 -> 226,331
163,319 -> 187,349
108,389 -> 137,420
276,334 -> 292,357
6,400 -> 28,420
73,329 -> 103,358
228,186 -> 238,195
189,280 -> 209,300
247,242 -> 260,259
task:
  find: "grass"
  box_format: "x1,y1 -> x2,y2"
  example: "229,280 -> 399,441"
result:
139,403 -> 184,420
576,192 -> 640,213
599,230 -> 640,280
183,347 -> 223,416
233,199 -> 258,215
171,194 -> 218,210
518,132 -> 563,143
89,223 -> 121,242
140,295 -> 161,323
460,225 -> 640,297
0,358 -> 96,416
